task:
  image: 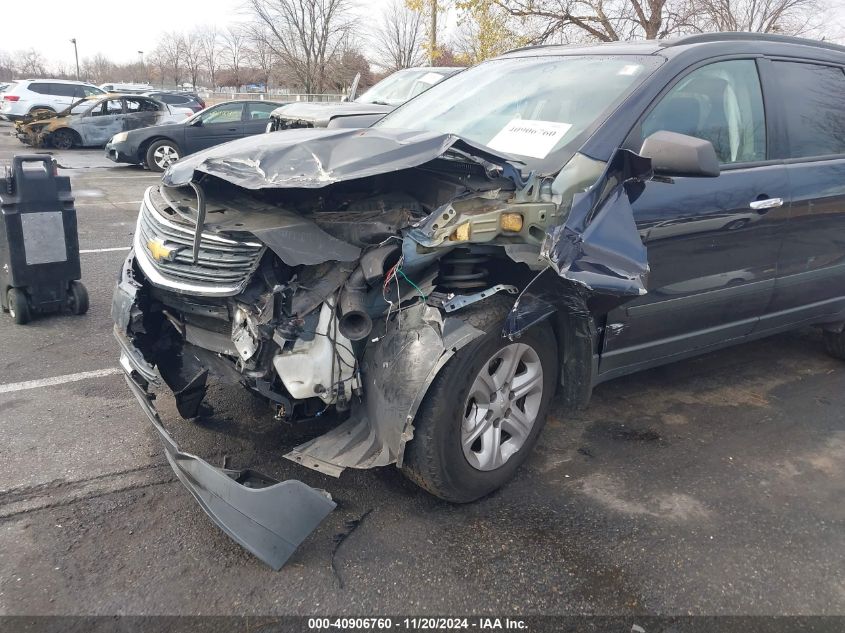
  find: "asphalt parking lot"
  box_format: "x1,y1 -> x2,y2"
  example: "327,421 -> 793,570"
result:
0,120 -> 842,617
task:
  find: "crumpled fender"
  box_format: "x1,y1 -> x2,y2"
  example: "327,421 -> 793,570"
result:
285,303 -> 485,475
541,148 -> 652,298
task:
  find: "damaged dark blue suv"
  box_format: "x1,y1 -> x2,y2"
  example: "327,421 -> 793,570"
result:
113,32 -> 845,569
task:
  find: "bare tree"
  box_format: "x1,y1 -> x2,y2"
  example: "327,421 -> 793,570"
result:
198,26 -> 221,89
182,31 -> 204,89
244,24 -> 277,92
692,0 -> 823,34
220,26 -> 248,89
15,49 -> 47,77
146,49 -> 169,88
247,0 -> 356,94
0,51 -> 16,81
376,0 -> 426,70
156,32 -> 185,87
493,0 -> 695,42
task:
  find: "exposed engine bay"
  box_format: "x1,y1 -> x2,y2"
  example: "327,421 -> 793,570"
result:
113,126 -> 651,568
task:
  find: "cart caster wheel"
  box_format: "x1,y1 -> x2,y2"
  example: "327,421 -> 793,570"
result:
8,288 -> 31,325
67,281 -> 89,315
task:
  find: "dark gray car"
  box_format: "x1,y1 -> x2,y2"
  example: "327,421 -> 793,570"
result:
105,100 -> 285,171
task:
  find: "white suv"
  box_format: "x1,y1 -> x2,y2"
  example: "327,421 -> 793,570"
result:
1,79 -> 105,121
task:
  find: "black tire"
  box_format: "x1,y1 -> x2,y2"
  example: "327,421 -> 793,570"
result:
400,295 -> 558,503
8,288 -> 31,325
823,329 -> 845,360
51,128 -> 77,150
67,281 -> 89,315
145,139 -> 181,172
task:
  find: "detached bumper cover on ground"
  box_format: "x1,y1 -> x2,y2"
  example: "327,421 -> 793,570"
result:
116,320 -> 336,570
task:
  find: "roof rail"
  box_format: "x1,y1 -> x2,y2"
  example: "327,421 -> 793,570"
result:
660,31 -> 845,54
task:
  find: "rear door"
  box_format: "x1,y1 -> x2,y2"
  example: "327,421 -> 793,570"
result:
600,58 -> 790,377
762,60 -> 845,329
49,83 -> 78,110
244,102 -> 278,135
124,97 -> 162,131
183,102 -> 245,153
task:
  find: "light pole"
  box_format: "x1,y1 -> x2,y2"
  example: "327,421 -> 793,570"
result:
70,38 -> 79,80
138,50 -> 144,83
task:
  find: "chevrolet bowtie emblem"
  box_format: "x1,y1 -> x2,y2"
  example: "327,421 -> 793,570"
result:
147,238 -> 178,263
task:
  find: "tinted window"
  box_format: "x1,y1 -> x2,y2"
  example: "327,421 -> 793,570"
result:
161,94 -> 189,105
643,60 -> 766,164
773,61 -> 845,158
28,82 -> 50,94
246,102 -> 277,119
50,83 -> 78,97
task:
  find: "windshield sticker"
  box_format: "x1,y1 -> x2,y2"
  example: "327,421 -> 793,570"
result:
418,72 -> 444,85
618,64 -> 641,76
487,119 -> 573,159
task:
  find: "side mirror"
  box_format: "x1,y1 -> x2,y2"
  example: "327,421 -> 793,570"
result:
640,131 -> 720,178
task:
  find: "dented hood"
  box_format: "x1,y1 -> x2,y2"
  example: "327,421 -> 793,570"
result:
270,101 -> 393,127
162,127 -> 517,190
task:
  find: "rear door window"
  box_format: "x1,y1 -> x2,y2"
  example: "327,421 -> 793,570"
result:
126,98 -> 160,112
161,94 -> 189,105
773,61 -> 845,159
51,84 -> 77,98
245,102 -> 277,119
642,59 -> 766,164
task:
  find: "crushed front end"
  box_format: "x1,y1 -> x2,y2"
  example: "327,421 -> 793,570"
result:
113,127 -> 651,567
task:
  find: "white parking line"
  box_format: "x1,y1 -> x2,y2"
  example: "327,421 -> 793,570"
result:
75,200 -> 143,206
0,368 -> 122,394
69,175 -> 160,180
80,247 -> 131,254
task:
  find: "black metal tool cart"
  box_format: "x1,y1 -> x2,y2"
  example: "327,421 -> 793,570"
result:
0,154 -> 88,324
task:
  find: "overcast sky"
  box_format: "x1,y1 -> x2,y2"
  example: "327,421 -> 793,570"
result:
5,0 -> 845,68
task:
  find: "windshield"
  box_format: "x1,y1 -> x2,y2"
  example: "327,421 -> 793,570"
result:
357,69 -> 452,106
375,55 -> 660,169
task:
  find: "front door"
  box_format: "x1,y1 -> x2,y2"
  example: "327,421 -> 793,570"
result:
78,98 -> 126,146
600,58 -> 789,377
184,102 -> 245,153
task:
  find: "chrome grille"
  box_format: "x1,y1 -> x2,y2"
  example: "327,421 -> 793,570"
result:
135,188 -> 265,296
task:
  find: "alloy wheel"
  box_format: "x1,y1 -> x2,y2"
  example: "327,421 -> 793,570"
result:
461,343 -> 544,471
153,145 -> 179,170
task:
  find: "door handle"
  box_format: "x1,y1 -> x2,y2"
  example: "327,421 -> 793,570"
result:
750,197 -> 783,211
227,127 -> 238,131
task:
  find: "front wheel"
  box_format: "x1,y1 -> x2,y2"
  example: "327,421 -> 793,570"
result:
401,297 -> 558,503
50,128 -> 77,150
145,139 -> 181,172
